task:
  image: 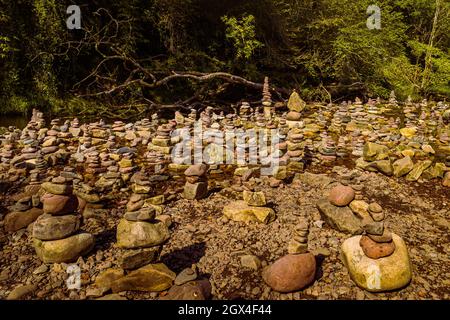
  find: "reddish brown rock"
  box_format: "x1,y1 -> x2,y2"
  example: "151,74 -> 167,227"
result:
360,235 -> 396,259
262,253 -> 316,293
328,185 -> 355,207
160,279 -> 212,300
4,208 -> 44,232
42,194 -> 78,215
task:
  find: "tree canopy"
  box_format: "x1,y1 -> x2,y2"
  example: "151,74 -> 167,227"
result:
0,0 -> 449,117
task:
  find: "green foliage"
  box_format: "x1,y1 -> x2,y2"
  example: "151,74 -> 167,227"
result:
0,0 -> 449,117
221,14 -> 263,60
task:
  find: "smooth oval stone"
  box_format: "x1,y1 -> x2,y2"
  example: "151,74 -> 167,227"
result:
116,219 -> 170,249
262,253 -> 316,293
328,185 -> 355,207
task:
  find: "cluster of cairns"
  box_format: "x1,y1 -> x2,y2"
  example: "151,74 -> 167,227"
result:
0,78 -> 448,299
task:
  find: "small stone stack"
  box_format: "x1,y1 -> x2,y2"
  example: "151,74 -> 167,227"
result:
111,121 -> 126,138
33,174 -> 94,263
0,140 -> 14,164
69,118 -> 82,137
29,152 -> 47,186
360,202 -> 395,259
239,102 -> 251,123
149,124 -> 172,155
183,164 -> 208,200
318,132 -> 336,162
288,219 -> 309,254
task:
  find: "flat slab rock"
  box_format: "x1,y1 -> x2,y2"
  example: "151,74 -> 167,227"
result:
223,200 -> 276,224
316,198 -> 363,235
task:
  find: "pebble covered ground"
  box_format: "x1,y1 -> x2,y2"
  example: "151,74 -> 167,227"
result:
0,165 -> 448,300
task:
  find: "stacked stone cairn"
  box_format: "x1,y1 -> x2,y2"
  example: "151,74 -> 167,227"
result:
341,202 -> 412,292
286,90 -> 306,124
33,173 -> 94,263
262,218 -> 316,293
183,164 -> 208,200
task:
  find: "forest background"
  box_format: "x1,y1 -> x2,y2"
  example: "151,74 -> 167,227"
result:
0,0 -> 449,119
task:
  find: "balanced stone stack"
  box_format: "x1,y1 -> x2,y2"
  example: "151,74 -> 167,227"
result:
318,132 -> 336,162
116,190 -> 170,270
286,90 -> 306,125
341,202 -> 412,292
183,164 -> 208,200
33,174 -> 94,263
149,124 -> 172,155
286,128 -> 305,175
288,219 -> 310,254
262,77 -> 273,120
316,184 -> 364,235
263,218 -> 316,293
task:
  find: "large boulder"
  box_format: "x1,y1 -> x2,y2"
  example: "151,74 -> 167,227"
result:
399,127 -> 416,139
363,143 -> 389,162
328,185 -> 355,206
316,198 -> 363,235
262,253 -> 316,292
341,233 -> 412,292
370,159 -> 393,176
111,263 -> 175,293
33,233 -> 95,263
116,219 -> 170,249
4,208 -> 44,232
393,156 -> 414,177
223,201 -> 276,224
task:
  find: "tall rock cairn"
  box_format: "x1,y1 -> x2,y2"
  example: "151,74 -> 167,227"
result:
33,172 -> 95,263
262,77 -> 273,120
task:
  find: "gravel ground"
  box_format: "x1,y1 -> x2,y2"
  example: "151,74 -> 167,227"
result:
0,165 -> 449,300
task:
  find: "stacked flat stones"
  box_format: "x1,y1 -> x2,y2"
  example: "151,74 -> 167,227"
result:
183,164 -> 208,200
341,201 -> 412,292
288,219 -> 309,254
33,174 -> 94,263
263,218 -> 316,293
286,90 -> 305,123
360,202 -> 395,259
116,171 -> 170,269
